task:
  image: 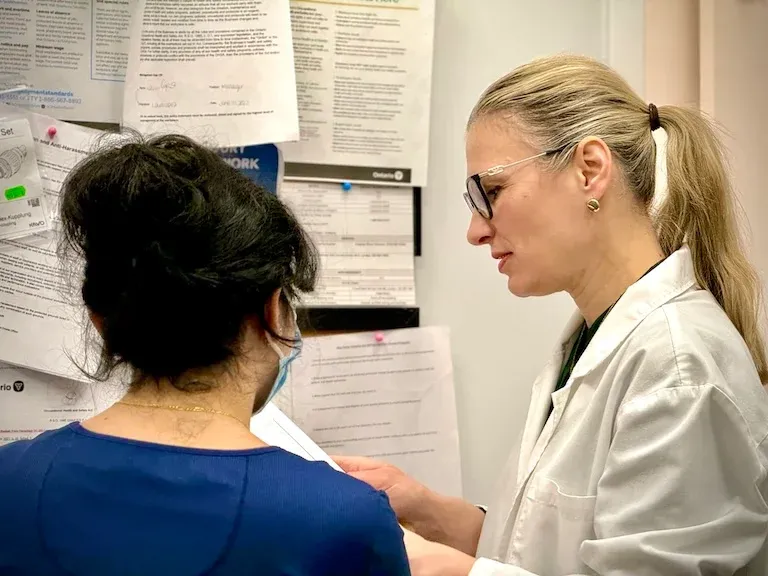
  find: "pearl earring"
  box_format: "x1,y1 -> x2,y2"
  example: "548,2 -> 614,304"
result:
586,198 -> 600,213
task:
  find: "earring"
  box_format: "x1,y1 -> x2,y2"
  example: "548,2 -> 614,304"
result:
586,198 -> 600,213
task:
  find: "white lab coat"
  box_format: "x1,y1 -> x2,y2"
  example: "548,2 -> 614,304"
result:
470,246 -> 768,576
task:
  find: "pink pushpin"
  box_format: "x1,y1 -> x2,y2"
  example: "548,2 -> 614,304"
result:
374,332 -> 385,343
47,126 -> 57,138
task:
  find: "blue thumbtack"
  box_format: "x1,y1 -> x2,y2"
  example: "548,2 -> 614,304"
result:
341,181 -> 352,192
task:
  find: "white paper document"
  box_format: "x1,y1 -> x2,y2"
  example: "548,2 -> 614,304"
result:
282,0 -> 436,187
0,0 -> 134,123
0,117 -> 48,239
251,402 -> 341,469
0,363 -> 96,445
285,327 -> 462,496
0,108 -> 102,381
280,180 -> 415,306
122,0 -> 300,147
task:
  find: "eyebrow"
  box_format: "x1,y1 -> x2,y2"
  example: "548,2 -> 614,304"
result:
479,173 -> 506,186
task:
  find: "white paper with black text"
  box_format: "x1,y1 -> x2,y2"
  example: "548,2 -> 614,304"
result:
279,180 -> 415,306
282,0 -> 436,186
0,0 -> 135,123
0,117 -> 48,239
0,107 -> 102,381
122,0 -> 300,147
286,327 -> 462,496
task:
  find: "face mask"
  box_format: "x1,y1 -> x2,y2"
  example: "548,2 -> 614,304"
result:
264,309 -> 302,405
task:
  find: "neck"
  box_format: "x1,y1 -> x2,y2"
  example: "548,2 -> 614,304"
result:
123,376 -> 260,428
569,224 -> 664,326
82,360 -> 277,450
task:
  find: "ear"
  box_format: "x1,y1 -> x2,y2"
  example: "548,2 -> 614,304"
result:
572,137 -> 612,201
89,311 -> 105,337
263,288 -> 284,337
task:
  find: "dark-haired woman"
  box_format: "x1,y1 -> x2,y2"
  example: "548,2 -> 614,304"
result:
0,135 -> 410,576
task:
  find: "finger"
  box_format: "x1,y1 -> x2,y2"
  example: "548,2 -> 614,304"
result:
330,455 -> 375,472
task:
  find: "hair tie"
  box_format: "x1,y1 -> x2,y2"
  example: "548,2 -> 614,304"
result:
648,103 -> 661,131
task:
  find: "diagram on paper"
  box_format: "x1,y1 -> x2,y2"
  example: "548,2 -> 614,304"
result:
0,117 -> 49,239
0,145 -> 26,179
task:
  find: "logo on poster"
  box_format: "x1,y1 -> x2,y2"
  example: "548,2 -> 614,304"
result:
0,380 -> 24,392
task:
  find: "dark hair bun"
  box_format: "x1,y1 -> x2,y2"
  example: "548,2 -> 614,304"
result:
60,134 -> 317,380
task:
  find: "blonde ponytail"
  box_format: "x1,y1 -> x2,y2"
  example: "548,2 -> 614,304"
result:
469,54 -> 767,383
655,106 -> 767,382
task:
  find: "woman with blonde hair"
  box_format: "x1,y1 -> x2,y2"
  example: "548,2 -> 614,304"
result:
336,54 -> 768,575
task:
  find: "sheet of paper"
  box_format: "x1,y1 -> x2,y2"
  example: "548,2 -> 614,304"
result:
0,117 -> 49,239
279,180 -> 415,306
0,0 -> 135,123
0,107 -> 102,381
285,327 -> 462,497
122,0 -> 300,147
251,402 -> 341,469
0,363 -> 95,445
281,0 -> 436,187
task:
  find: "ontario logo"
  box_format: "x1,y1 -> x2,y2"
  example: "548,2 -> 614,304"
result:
0,380 -> 24,392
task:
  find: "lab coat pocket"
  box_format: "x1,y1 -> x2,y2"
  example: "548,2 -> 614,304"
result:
512,475 -> 597,575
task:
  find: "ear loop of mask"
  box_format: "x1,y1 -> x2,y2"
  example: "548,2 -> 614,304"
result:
261,307 -> 302,409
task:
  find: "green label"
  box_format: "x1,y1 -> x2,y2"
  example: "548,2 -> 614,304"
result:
4,186 -> 26,201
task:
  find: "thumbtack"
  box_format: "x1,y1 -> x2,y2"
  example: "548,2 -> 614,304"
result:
341,181 -> 352,192
374,332 -> 385,343
47,126 -> 57,138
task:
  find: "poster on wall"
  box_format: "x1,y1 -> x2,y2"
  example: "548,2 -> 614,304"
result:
218,144 -> 283,196
281,0 -> 436,187
0,107 -> 102,383
122,0 -> 300,147
279,180 -> 415,306
0,0 -> 135,123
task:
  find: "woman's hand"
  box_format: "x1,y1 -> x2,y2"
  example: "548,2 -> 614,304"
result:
403,529 -> 476,576
332,455 -> 430,526
333,455 -> 486,556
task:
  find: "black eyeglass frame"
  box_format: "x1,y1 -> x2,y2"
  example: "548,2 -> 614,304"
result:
464,144 -> 570,219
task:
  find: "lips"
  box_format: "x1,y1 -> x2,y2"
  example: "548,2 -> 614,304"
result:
493,252 -> 512,272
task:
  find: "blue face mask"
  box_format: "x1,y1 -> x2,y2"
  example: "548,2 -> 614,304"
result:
265,311 -> 302,405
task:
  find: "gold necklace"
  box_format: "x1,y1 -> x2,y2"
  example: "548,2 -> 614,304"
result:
117,400 -> 247,427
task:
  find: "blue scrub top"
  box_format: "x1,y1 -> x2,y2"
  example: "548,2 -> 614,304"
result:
0,423 -> 410,575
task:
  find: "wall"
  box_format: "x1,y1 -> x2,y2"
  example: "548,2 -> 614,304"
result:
416,0 -> 645,503
699,0 -> 768,286
644,0 -> 699,106
643,0 -> 768,331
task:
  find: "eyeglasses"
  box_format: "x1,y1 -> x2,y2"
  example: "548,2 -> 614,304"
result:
464,145 -> 569,219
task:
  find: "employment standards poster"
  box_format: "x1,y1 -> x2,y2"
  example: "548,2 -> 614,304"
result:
0,0 -> 135,123
282,0 -> 436,187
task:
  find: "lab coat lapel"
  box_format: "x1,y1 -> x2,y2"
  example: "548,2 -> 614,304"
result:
515,246 -> 697,492
570,245 -> 697,380
515,312 -> 582,486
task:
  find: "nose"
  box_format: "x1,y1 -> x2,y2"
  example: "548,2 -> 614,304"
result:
466,211 -> 493,246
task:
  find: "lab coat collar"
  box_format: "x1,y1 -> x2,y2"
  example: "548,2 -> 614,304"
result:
567,244 -> 697,380
517,246 -> 697,493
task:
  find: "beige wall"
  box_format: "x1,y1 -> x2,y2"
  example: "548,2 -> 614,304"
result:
699,0 -> 768,286
644,0 -> 699,106
646,0 -> 768,293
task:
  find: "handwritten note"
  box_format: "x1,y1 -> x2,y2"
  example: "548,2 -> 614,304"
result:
123,0 -> 300,147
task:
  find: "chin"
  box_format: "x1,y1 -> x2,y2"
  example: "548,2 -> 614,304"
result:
506,275 -> 548,298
